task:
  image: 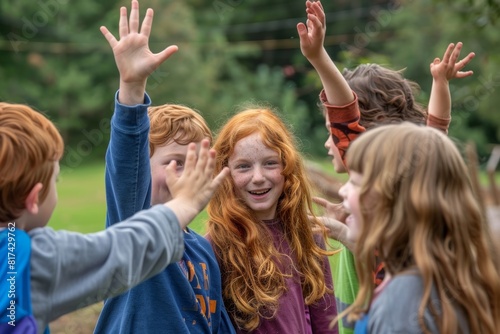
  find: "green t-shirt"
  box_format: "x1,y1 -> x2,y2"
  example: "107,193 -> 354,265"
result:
330,240 -> 359,334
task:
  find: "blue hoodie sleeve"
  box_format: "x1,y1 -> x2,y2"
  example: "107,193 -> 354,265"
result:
105,91 -> 152,227
219,303 -> 237,333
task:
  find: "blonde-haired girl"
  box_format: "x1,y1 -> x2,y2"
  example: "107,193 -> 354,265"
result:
339,122 -> 500,333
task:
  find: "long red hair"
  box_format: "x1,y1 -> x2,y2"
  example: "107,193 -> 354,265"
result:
207,108 -> 335,330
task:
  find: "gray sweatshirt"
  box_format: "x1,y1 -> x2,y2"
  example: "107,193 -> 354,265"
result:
28,205 -> 184,333
367,273 -> 469,333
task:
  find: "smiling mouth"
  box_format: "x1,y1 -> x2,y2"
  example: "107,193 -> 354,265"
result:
249,189 -> 271,195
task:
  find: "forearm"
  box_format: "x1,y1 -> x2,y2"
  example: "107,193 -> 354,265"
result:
308,48 -> 354,106
30,205 -> 184,326
105,92 -> 152,226
322,92 -> 365,163
428,78 -> 451,121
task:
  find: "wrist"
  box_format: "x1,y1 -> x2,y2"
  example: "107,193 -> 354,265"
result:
307,47 -> 329,66
164,199 -> 200,230
118,80 -> 148,106
432,77 -> 449,85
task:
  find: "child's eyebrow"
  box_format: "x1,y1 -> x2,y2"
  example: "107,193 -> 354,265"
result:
229,157 -> 248,164
161,153 -> 186,160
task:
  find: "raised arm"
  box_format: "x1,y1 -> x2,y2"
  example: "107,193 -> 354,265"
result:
101,0 -> 178,226
297,0 -> 353,105
428,42 -> 475,133
298,1 -> 364,170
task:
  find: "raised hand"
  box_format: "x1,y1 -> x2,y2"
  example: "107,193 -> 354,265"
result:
297,0 -> 326,60
100,0 -> 178,104
428,42 -> 475,126
164,139 -> 229,228
430,42 -> 475,83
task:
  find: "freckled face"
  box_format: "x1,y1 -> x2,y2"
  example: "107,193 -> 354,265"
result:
149,141 -> 201,205
324,113 -> 347,173
228,133 -> 285,220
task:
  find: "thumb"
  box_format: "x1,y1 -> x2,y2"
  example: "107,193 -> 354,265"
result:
155,45 -> 179,66
297,22 -> 307,37
211,167 -> 230,190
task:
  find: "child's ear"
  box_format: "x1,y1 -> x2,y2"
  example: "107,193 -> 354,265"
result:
25,183 -> 43,215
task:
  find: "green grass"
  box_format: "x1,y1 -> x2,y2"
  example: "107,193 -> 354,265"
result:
50,163 -> 106,233
50,163 -> 208,234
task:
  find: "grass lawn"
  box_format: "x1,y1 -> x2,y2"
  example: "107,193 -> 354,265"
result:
50,163 -> 106,233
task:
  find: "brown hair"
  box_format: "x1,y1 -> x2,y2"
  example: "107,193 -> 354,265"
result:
342,64 -> 427,129
0,103 -> 63,221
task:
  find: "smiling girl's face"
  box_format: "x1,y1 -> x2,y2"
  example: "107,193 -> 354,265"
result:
228,133 -> 285,221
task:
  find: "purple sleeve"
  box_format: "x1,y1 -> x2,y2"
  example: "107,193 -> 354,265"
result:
309,237 -> 339,333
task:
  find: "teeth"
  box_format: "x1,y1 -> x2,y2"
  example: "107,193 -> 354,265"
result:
250,189 -> 269,195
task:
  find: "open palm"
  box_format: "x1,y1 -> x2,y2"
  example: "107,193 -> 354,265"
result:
100,0 -> 178,84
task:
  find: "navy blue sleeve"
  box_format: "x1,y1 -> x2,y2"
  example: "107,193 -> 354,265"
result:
105,91 -> 152,227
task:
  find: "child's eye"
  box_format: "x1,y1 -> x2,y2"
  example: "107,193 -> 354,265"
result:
349,179 -> 360,187
165,160 -> 184,168
236,164 -> 250,169
265,161 -> 279,167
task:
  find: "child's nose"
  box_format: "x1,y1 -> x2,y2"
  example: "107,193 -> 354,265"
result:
324,136 -> 331,150
252,167 -> 265,183
338,184 -> 346,198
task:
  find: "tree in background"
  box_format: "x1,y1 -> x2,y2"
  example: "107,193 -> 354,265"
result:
0,0 -> 498,162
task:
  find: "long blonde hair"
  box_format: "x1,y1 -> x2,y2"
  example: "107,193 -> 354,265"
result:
207,108 -> 335,331
343,123 -> 500,333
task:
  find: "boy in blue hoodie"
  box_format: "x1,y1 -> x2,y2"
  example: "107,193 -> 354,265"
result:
94,1 -> 236,333
0,101 -> 228,334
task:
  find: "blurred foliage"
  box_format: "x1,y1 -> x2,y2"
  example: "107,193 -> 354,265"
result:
433,0 -> 500,26
0,0 -> 499,163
